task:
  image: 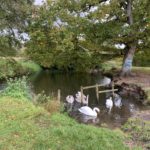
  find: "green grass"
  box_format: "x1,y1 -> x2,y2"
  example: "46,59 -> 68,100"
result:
101,57 -> 122,71
132,66 -> 150,73
0,97 -> 130,150
122,117 -> 150,149
0,58 -> 41,79
102,57 -> 150,73
0,77 -> 32,100
19,60 -> 42,73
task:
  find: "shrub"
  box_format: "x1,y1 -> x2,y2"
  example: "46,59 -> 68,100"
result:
34,91 -> 51,104
0,58 -> 22,79
133,50 -> 150,67
0,76 -> 31,100
0,58 -> 41,79
33,91 -> 61,114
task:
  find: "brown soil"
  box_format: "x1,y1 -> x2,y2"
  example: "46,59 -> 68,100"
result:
115,71 -> 150,89
133,110 -> 150,121
114,70 -> 150,149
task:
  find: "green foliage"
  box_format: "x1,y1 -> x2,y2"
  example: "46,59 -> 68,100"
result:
34,91 -> 51,104
0,0 -> 34,50
0,77 -> 31,100
26,0 -> 149,72
0,97 -> 129,150
0,37 -> 17,56
0,58 -> 41,79
0,58 -> 23,79
133,50 -> 150,67
26,1 -> 104,72
19,60 -> 42,73
27,25 -> 98,71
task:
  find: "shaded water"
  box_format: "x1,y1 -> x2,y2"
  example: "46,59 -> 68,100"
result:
30,70 -> 145,128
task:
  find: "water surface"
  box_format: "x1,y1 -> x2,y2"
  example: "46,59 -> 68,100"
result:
30,70 -> 144,128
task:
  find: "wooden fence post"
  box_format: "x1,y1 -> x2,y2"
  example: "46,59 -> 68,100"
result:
96,84 -> 99,102
80,86 -> 83,104
112,82 -> 114,99
57,89 -> 61,102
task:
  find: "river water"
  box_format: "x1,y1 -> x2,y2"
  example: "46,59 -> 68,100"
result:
30,70 -> 145,128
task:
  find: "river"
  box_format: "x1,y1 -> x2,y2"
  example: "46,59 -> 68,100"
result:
30,70 -> 145,128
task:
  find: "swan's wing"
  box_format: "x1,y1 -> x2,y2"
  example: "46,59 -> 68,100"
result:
106,100 -> 113,108
78,106 -> 96,117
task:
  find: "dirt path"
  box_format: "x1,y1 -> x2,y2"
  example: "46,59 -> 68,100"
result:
115,70 -> 150,89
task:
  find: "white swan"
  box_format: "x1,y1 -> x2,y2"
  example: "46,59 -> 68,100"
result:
78,106 -> 100,117
101,76 -> 111,86
114,93 -> 122,108
106,97 -> 113,113
66,95 -> 74,104
65,95 -> 74,112
75,91 -> 89,105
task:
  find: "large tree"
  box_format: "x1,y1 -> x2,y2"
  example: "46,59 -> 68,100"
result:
118,0 -> 150,76
81,0 -> 150,75
27,0 -> 150,73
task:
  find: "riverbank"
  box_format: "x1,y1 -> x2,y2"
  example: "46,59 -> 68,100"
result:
122,110 -> 150,149
111,68 -> 150,104
0,96 -> 131,150
102,57 -> 150,104
0,58 -> 41,79
0,78 -> 142,150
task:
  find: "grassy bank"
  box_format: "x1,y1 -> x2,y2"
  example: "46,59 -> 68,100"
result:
0,97 -> 130,150
102,57 -> 150,72
0,58 -> 41,79
0,78 -> 132,150
122,114 -> 150,149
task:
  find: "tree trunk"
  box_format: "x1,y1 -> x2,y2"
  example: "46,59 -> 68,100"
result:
121,45 -> 136,76
121,0 -> 136,76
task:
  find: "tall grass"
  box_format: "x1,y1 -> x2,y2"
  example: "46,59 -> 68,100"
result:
0,76 -> 31,100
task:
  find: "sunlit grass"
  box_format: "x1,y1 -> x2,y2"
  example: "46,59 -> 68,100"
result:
0,58 -> 41,79
19,60 -> 41,73
0,97 -> 130,150
102,57 -> 122,71
102,57 -> 150,73
132,66 -> 150,73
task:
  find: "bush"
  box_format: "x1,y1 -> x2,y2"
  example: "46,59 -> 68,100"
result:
133,50 -> 150,67
34,91 -> 51,104
0,76 -> 31,100
0,58 -> 41,79
0,58 -> 23,79
33,91 -> 61,114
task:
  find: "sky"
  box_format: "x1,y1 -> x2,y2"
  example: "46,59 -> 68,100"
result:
34,0 -> 45,5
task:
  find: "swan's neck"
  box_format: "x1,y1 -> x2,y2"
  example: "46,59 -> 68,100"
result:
93,108 -> 99,113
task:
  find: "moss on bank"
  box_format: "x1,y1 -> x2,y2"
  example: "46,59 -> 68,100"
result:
0,97 -> 130,150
